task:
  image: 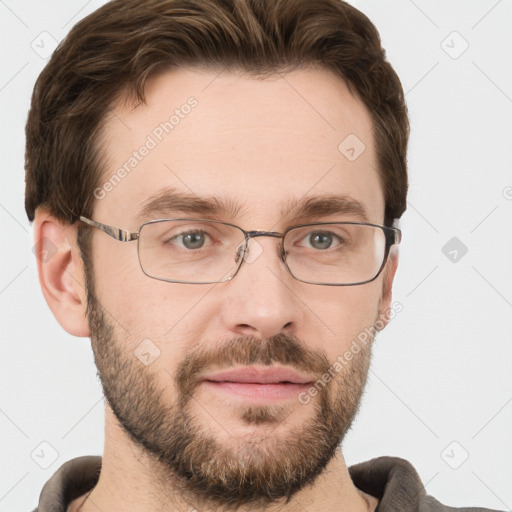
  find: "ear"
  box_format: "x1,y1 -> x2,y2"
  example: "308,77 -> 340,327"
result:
377,246 -> 399,330
33,208 -> 90,337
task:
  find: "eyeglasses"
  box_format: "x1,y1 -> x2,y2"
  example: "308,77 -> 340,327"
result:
79,216 -> 401,286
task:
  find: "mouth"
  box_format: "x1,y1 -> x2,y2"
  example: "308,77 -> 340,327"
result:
200,366 -> 315,402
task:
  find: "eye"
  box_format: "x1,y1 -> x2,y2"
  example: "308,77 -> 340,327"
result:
170,230 -> 213,250
300,230 -> 343,250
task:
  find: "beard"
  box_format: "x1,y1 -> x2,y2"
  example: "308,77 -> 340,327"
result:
83,257 -> 374,510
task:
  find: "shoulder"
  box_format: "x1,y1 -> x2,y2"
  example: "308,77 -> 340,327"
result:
348,455 -> 503,512
31,456 -> 101,512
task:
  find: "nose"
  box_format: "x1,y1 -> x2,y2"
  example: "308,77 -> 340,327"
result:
218,235 -> 303,340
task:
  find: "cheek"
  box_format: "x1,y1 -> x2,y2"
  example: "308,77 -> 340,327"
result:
91,237 -> 215,352
302,283 -> 382,360
90,239 -> 158,345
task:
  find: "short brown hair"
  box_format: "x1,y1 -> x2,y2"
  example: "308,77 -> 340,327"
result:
25,0 -> 409,227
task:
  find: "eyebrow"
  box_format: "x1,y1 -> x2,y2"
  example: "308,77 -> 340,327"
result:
280,194 -> 370,223
137,187 -> 370,224
137,187 -> 246,221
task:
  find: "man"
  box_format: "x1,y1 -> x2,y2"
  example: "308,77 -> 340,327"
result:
25,0 -> 502,511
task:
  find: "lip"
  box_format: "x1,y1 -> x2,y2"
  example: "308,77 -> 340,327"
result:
200,366 -> 316,403
201,366 -> 315,385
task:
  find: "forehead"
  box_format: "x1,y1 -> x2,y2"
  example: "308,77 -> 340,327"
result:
94,66 -> 384,228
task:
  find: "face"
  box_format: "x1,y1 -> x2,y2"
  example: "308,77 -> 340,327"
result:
84,66 -> 394,507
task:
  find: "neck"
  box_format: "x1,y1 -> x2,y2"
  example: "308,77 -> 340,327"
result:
71,408 -> 378,512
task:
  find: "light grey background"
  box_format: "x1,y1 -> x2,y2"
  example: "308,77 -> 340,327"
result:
1,0 -> 511,510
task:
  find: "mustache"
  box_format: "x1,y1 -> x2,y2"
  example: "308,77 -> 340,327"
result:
174,332 -> 332,400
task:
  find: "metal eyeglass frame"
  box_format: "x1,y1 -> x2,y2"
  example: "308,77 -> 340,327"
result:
79,215 -> 402,286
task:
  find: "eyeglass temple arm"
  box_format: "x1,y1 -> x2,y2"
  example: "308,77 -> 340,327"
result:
387,226 -> 402,246
79,216 -> 139,242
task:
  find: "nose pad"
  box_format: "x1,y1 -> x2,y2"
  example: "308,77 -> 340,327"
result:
244,238 -> 265,264
235,237 -> 285,268
234,240 -> 247,264
235,238 -> 264,264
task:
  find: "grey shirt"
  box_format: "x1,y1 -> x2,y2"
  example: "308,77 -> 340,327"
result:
31,455 -> 503,511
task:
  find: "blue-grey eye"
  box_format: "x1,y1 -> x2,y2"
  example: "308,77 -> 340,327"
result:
307,232 -> 335,250
171,230 -> 211,250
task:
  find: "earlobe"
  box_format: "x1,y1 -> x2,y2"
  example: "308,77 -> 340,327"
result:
33,209 -> 90,337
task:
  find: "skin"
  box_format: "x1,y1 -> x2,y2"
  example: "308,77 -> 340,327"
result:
34,66 -> 398,512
